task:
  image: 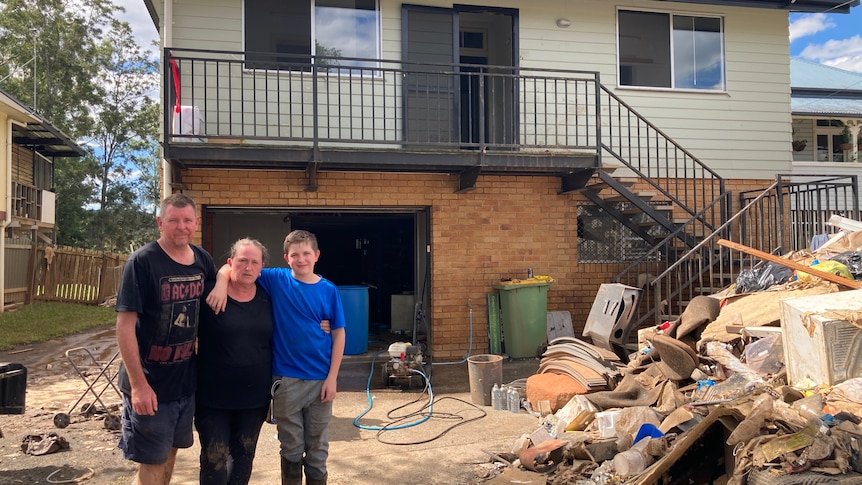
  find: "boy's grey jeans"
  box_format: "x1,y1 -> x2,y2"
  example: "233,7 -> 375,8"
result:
271,377 -> 332,479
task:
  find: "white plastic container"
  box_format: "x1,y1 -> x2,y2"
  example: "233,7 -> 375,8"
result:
388,342 -> 410,359
595,410 -> 621,439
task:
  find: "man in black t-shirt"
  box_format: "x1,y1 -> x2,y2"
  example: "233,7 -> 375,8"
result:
115,193 -> 216,485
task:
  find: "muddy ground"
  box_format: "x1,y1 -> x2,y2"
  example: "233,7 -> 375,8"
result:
0,325 -> 136,484
0,326 -> 545,485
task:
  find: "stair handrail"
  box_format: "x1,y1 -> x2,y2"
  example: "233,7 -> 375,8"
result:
612,191 -> 732,282
651,180 -> 780,284
599,85 -> 726,224
599,86 -> 722,179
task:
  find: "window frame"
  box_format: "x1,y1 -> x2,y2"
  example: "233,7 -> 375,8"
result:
815,120 -> 852,163
616,7 -> 726,93
242,0 -> 382,75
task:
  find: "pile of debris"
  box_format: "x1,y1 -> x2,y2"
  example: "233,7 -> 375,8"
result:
487,222 -> 862,484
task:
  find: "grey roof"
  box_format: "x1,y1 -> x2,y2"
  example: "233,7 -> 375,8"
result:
791,58 -> 862,118
145,0 -> 859,28
0,87 -> 85,158
665,0 -> 858,12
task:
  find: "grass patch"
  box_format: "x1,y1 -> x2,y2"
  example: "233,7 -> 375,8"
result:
0,302 -> 116,350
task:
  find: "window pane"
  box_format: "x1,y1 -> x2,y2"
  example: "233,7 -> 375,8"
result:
315,0 -> 379,70
673,16 -> 723,90
833,134 -> 846,162
618,11 -> 671,88
245,0 -> 311,67
817,134 -> 829,161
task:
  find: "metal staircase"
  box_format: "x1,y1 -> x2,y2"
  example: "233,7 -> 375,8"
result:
582,86 -> 861,338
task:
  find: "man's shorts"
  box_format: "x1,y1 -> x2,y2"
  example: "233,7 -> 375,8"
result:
118,393 -> 195,464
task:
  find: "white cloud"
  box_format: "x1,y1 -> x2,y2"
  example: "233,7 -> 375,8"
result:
789,13 -> 836,43
799,35 -> 862,72
117,0 -> 160,52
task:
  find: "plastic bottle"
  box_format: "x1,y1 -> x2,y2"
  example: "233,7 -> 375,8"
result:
509,387 -> 520,414
491,384 -> 501,410
613,438 -> 653,476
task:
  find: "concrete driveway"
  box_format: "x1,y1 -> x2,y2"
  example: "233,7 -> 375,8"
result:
171,353 -> 542,484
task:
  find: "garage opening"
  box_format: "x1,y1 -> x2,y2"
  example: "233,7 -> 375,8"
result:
205,207 -> 430,334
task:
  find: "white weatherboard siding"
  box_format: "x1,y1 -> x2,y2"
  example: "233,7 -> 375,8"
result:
161,0 -> 793,180
792,163 -> 862,211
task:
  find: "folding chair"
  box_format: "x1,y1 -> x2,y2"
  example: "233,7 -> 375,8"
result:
53,347 -> 122,430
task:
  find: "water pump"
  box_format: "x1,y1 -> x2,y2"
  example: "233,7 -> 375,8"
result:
381,342 -> 426,389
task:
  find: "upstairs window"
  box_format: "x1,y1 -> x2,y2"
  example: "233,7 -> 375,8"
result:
618,9 -> 725,91
245,0 -> 380,71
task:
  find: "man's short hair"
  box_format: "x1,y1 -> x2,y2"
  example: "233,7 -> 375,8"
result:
160,193 -> 197,217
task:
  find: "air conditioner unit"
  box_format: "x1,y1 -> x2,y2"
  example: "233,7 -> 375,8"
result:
172,105 -> 205,142
780,289 -> 862,387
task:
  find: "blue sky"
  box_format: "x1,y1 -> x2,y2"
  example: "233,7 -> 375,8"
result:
790,8 -> 862,72
122,0 -> 861,72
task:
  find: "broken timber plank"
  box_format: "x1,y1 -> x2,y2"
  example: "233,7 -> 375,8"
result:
716,239 -> 862,290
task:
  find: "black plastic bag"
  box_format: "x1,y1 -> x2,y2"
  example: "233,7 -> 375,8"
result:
829,251 -> 862,280
735,262 -> 793,293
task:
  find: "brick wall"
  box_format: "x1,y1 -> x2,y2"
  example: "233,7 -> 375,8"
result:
184,168 -> 590,359
179,167 -> 774,359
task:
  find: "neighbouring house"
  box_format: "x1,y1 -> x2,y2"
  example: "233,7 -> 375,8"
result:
0,88 -> 85,309
791,58 -> 862,182
143,0 -> 859,360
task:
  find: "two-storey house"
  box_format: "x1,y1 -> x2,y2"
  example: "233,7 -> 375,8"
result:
0,88 -> 85,309
144,0 -> 859,360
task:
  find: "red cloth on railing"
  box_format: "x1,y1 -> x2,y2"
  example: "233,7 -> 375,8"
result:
169,59 -> 181,114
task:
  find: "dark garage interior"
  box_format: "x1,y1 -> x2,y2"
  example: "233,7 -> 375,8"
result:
289,212 -> 417,327
207,209 -> 425,330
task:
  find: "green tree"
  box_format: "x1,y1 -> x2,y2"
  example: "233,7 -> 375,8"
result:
52,154 -> 98,247
85,21 -> 159,251
0,0 -> 115,135
0,0 -> 161,252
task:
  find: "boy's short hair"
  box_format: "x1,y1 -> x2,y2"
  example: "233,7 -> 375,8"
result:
160,193 -> 196,217
283,230 -> 319,254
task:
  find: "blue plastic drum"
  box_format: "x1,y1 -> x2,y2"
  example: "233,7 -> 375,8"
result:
337,285 -> 369,355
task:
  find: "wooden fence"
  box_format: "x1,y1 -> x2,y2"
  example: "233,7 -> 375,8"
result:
4,239 -> 128,306
4,237 -> 32,305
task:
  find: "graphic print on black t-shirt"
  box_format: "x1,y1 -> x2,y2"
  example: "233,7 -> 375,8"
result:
147,274 -> 204,364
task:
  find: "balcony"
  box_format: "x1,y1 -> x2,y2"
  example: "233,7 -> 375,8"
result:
11,182 -> 53,225
164,48 -> 602,188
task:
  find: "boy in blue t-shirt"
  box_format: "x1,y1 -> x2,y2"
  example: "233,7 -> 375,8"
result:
209,230 -> 345,485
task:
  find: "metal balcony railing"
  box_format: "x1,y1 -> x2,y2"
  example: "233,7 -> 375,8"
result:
614,174 -> 860,332
164,48 -> 603,155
